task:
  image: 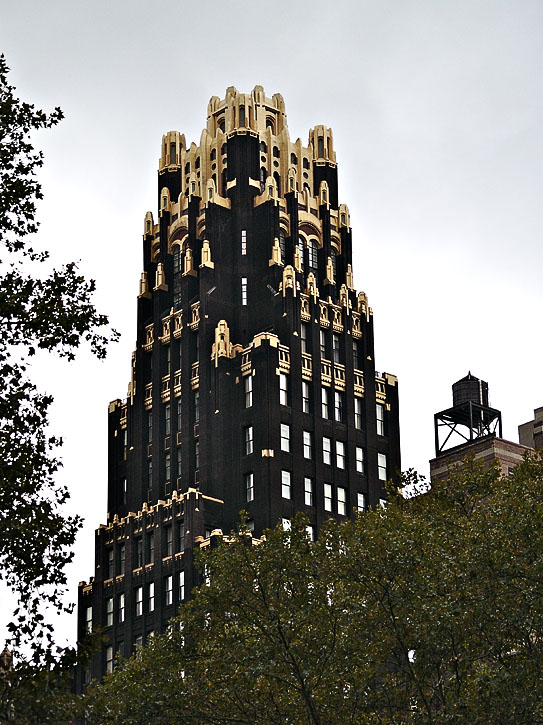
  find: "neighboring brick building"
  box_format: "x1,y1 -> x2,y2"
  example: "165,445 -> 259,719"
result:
430,373 -> 537,481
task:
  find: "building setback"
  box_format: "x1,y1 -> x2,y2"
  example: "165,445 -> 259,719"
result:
76,86 -> 401,687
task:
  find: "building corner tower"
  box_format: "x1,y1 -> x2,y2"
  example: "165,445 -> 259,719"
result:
76,86 -> 401,686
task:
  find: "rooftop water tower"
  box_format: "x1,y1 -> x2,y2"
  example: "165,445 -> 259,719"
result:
434,373 -> 502,455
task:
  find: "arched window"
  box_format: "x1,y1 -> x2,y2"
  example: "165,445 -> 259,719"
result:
260,167 -> 266,193
260,141 -> 267,153
273,146 -> 280,158
173,246 -> 181,274
266,118 -> 275,132
303,183 -> 310,193
195,157 -> 200,169
210,148 -> 216,161
146,220 -> 151,234
308,239 -> 318,270
303,158 -> 310,170
290,153 -> 298,165
170,142 -> 176,164
184,162 -> 190,175
318,138 -> 324,157
273,171 -> 281,196
218,117 -> 225,133
221,143 -> 227,156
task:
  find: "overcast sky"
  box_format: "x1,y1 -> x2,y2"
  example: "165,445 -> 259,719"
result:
2,0 -> 542,648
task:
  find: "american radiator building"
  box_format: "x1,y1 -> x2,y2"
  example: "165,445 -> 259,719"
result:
76,86 -> 401,686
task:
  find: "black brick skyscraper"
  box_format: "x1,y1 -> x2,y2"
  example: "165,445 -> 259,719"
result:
77,86 -> 401,686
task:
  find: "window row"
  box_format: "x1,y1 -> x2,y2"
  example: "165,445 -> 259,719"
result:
245,469 -> 378,512
103,523 -> 185,578
96,572 -> 186,634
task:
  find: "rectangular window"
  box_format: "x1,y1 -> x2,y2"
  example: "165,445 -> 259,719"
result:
147,459 -> 152,489
376,403 -> 385,436
134,635 -> 143,651
304,477 -> 313,506
177,398 -> 182,430
146,532 -> 154,564
165,404 -> 171,435
245,472 -> 254,502
194,390 -> 200,423
303,430 -> 312,459
148,582 -> 155,613
336,440 -> 345,469
135,586 -> 143,616
106,597 -> 113,627
357,492 -> 366,511
178,522 -> 185,552
118,544 -> 125,575
245,375 -> 253,408
356,446 -> 364,474
165,452 -> 171,483
106,645 -> 114,675
244,425 -> 254,455
107,548 -> 114,579
378,452 -> 387,481
354,397 -> 362,430
352,341 -> 359,369
281,518 -> 291,531
166,346 -> 171,376
178,570 -> 185,601
324,483 -> 332,512
323,436 -> 332,465
302,381 -> 311,414
148,412 -> 153,443
241,229 -> 247,255
118,593 -> 125,623
136,538 -> 143,568
241,276 -> 248,305
280,423 -> 290,453
195,439 -> 200,469
337,487 -> 346,516
85,605 -> 92,634
279,373 -> 288,406
166,525 -> 173,557
334,391 -> 343,423
320,329 -> 326,358
117,641 -> 125,659
306,525 -> 315,542
281,470 -> 291,499
332,334 -> 340,363
300,323 -> 308,354
120,476 -> 127,505
177,446 -> 182,477
321,387 -> 329,419
165,575 -> 173,606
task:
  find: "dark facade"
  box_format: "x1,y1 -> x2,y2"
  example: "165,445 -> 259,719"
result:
76,86 -> 401,687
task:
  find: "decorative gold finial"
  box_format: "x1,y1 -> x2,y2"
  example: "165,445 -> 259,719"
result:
269,238 -> 283,267
200,240 -> 214,269
154,263 -> 168,291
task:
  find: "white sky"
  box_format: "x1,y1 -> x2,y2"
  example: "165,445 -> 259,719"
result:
1,0 -> 542,648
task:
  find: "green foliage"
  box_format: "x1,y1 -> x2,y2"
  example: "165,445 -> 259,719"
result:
0,53 -> 116,715
85,454 -> 543,724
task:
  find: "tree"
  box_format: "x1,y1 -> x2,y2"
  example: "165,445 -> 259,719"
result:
84,453 -> 543,724
0,52 -> 116,707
